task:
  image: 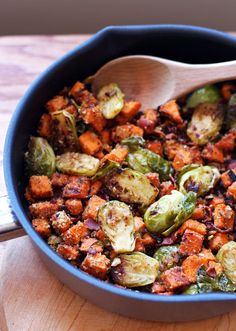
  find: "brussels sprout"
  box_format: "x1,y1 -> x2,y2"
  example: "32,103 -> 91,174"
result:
196,266 -> 235,293
56,152 -> 99,176
25,136 -> 55,177
111,252 -> 159,287
178,164 -> 220,197
186,84 -> 221,108
187,103 -> 224,145
226,93 -> 236,129
97,83 -> 124,119
98,200 -> 135,253
91,160 -> 120,181
127,147 -> 171,181
51,110 -> 78,153
105,168 -> 158,206
144,190 -> 196,236
153,245 -> 179,272
217,241 -> 236,285
182,284 -> 199,295
121,136 -> 145,150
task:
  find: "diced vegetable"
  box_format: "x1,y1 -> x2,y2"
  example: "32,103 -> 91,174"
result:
159,100 -> 183,124
78,131 -> 102,155
25,137 -> 55,177
98,200 -> 135,253
29,175 -> 53,199
111,252 -> 159,287
97,83 -> 124,119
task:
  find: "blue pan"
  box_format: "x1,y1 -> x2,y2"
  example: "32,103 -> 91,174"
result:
3,25 -> 236,321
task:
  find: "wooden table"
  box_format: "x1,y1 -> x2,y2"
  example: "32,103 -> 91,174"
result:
0,34 -> 236,331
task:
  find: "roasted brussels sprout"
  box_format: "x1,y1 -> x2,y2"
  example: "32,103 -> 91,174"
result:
51,110 -> 78,153
187,103 -> 224,145
105,168 -> 158,206
144,190 -> 196,236
25,136 -> 55,177
226,93 -> 236,129
196,266 -> 235,293
91,160 -> 120,181
98,200 -> 135,253
56,152 -> 99,176
127,147 -> 170,181
178,164 -> 220,197
217,241 -> 236,285
182,284 -> 199,295
97,83 -> 124,119
186,84 -> 221,109
111,252 -> 159,287
121,136 -> 145,150
153,245 -> 179,273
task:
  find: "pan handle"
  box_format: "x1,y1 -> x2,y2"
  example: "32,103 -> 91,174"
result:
0,195 -> 26,241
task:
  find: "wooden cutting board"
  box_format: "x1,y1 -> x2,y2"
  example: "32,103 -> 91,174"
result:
1,34 -> 236,331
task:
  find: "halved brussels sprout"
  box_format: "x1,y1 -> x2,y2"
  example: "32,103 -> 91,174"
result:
187,103 -> 224,145
144,190 -> 196,236
105,168 -> 158,206
226,93 -> 236,129
178,164 -> 220,197
217,241 -> 236,285
51,110 -> 78,153
196,266 -> 235,293
97,83 -> 124,119
25,136 -> 55,177
111,252 -> 159,287
91,160 -> 120,181
182,284 -> 199,295
121,136 -> 145,150
186,84 -> 221,109
98,200 -> 135,253
153,245 -> 179,272
56,152 -> 99,176
127,147 -> 171,181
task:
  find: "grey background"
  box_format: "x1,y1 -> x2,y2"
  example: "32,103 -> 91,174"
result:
0,0 -> 235,35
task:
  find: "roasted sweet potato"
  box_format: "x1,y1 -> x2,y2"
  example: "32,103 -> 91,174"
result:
78,131 -> 103,155
146,140 -> 163,156
51,172 -> 69,188
80,253 -> 110,280
111,124 -> 144,143
227,182 -> 236,201
213,203 -> 235,231
82,195 -> 106,220
208,232 -> 230,252
215,131 -> 236,152
32,218 -> 51,238
46,95 -> 68,112
160,267 -> 190,291
57,244 -> 79,260
136,108 -> 158,133
37,114 -> 52,138
101,145 -> 128,164
62,222 -> 89,245
202,143 -> 224,163
159,100 -> 183,124
63,176 -> 90,199
65,199 -> 83,215
116,101 -> 141,124
29,175 -> 53,199
179,229 -> 204,256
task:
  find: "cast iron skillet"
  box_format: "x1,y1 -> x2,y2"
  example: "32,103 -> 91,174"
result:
3,25 -> 236,322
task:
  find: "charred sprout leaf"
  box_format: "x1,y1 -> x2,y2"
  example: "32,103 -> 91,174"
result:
178,164 -> 220,197
153,245 -> 179,273
196,266 -> 236,293
97,83 -> 124,119
217,241 -> 236,285
56,152 -> 99,176
91,160 -> 120,181
186,84 -> 221,108
121,136 -> 145,151
127,147 -> 170,181
25,136 -> 55,177
187,103 -> 224,145
111,252 -> 159,287
144,190 -> 196,236
182,284 -> 199,295
105,168 -> 158,206
226,93 -> 236,129
51,110 -> 78,153
98,200 -> 135,253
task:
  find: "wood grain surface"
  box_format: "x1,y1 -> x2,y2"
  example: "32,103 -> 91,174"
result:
0,33 -> 236,331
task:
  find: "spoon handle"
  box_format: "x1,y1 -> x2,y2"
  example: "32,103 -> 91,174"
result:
171,60 -> 236,98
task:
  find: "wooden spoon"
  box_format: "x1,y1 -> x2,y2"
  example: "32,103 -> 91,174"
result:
92,55 -> 236,108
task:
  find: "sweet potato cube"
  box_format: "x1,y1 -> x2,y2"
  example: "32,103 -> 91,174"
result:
145,173 -> 160,188
136,108 -> 158,133
57,244 -> 79,260
159,100 -> 183,124
221,169 -> 236,188
29,176 -> 53,199
80,105 -> 107,132
116,101 -> 141,124
213,203 -> 235,231
78,131 -> 102,155
80,253 -> 110,280
202,143 -> 224,163
82,195 -> 106,220
100,129 -> 111,144
29,199 -> 63,219
146,141 -> 163,156
46,95 -> 68,112
37,113 -> 52,138
80,238 -> 103,253
182,255 -> 207,283
62,222 -> 89,245
101,145 -> 128,164
134,216 -> 146,232
65,199 -> 83,216
90,180 -> 102,195
51,211 -> 72,234
179,229 -> 204,256
63,177 -> 90,199
227,182 -> 236,201
111,124 -> 143,143
209,233 -> 230,253
69,81 -> 85,99
176,219 -> 207,236
32,218 -> 51,238
51,172 -> 69,188
160,267 -> 190,291
215,131 -> 236,152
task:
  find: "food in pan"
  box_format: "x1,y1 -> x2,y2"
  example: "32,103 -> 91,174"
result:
24,79 -> 236,295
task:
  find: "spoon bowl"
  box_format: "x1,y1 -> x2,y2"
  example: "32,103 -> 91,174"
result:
92,55 -> 236,108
